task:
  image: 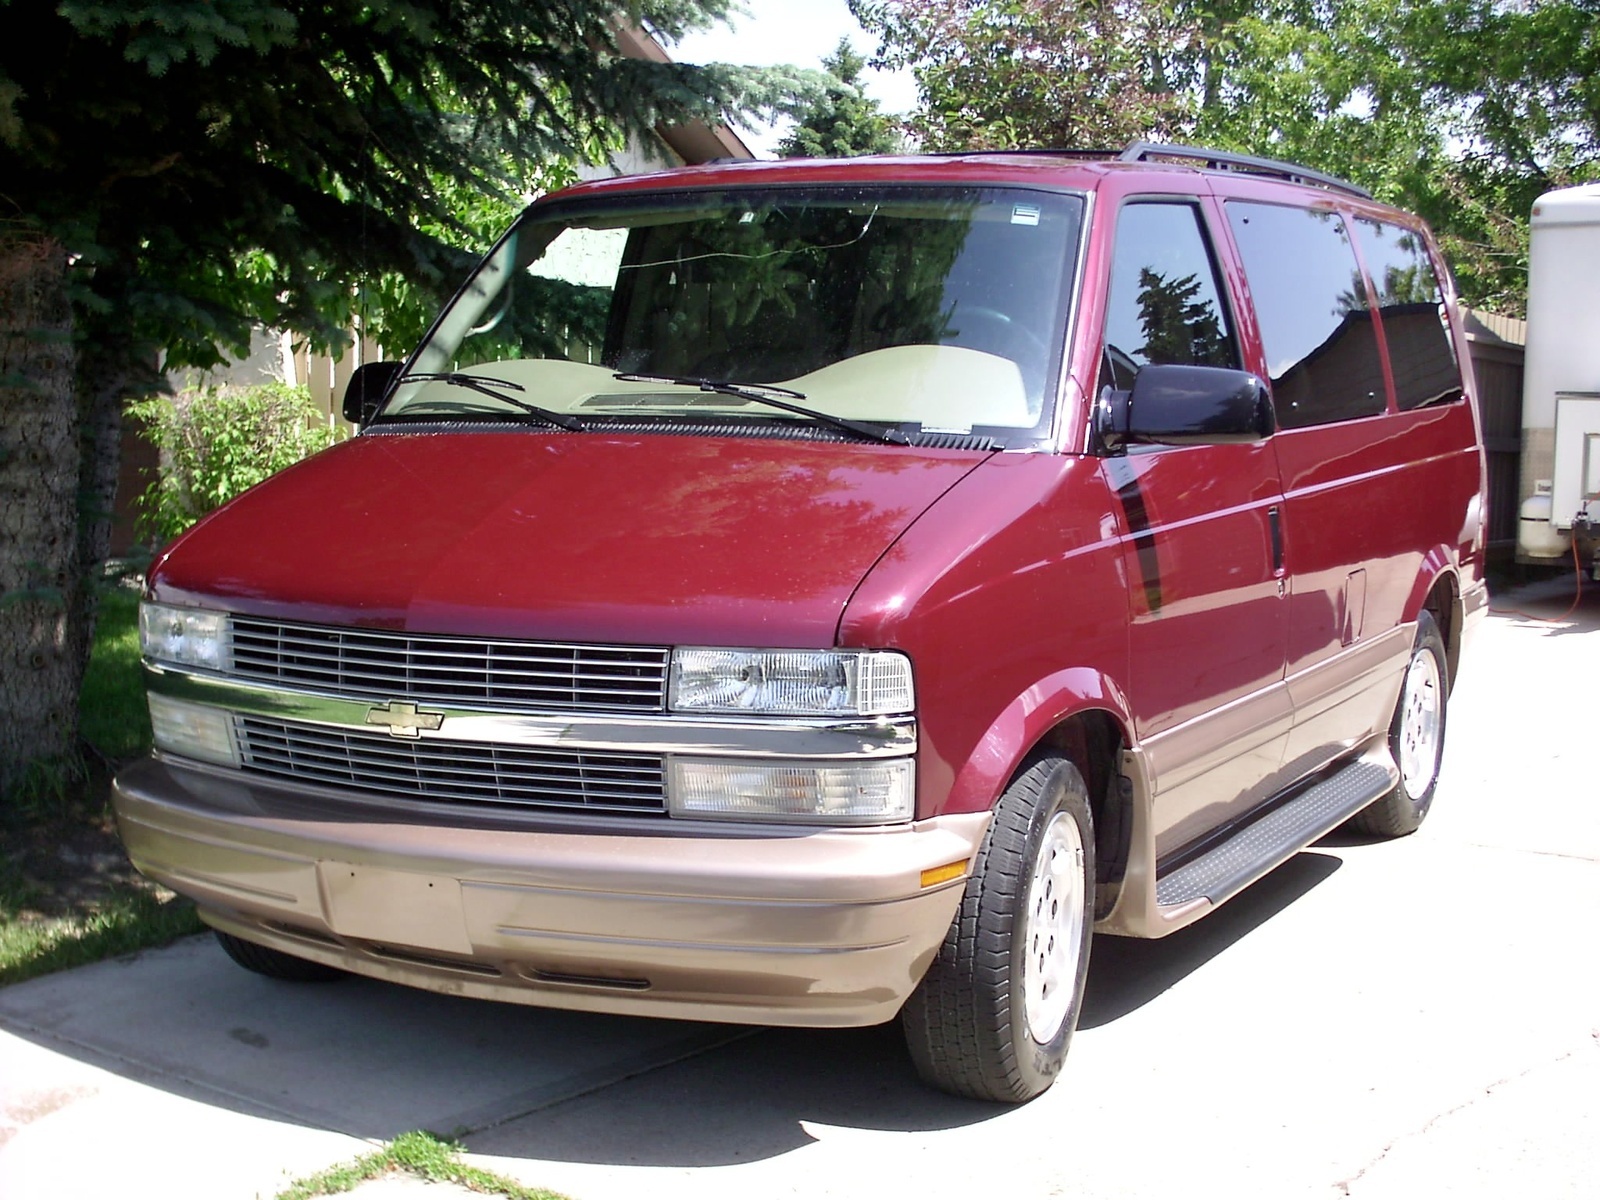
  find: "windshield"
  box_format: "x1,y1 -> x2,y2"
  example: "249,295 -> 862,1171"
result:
383,185 -> 1084,447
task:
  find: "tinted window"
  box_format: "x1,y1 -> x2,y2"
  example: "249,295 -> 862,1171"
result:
1100,202 -> 1239,391
1227,202 -> 1386,429
1354,219 -> 1462,410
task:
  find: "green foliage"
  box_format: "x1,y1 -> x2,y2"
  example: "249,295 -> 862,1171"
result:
0,0 -> 827,789
853,0 -> 1195,149
853,0 -> 1600,315
778,39 -> 901,158
1185,0 -> 1557,314
0,752 -> 88,825
0,880 -> 203,988
0,2 -> 811,374
276,1130 -> 571,1200
128,382 -> 340,542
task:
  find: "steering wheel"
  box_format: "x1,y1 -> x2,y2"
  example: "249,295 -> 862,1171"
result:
468,279 -> 515,336
952,306 -> 1050,359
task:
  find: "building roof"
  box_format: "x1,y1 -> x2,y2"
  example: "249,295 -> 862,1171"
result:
612,22 -> 754,164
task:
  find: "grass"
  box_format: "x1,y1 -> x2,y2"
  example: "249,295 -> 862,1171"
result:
276,1131 -> 571,1200
1,581 -> 203,987
0,874 -> 204,987
79,584 -> 153,762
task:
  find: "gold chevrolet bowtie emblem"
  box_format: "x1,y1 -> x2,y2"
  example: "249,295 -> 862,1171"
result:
364,701 -> 445,738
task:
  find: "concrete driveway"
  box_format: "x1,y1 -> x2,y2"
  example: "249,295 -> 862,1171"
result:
3,577 -> 1596,1200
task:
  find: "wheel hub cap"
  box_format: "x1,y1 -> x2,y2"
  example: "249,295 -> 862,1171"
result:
1399,649 -> 1443,800
1023,811 -> 1086,1045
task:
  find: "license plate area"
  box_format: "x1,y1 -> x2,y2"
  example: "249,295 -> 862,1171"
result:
318,862 -> 473,955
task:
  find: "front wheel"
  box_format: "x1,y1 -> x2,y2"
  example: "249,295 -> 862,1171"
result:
213,930 -> 346,982
902,755 -> 1095,1103
1349,609 -> 1449,837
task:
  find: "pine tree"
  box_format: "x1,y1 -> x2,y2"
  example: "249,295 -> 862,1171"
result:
0,0 -> 807,795
778,39 -> 900,158
1135,269 -> 1228,366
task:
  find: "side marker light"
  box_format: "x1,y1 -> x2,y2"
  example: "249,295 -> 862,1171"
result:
920,860 -> 968,889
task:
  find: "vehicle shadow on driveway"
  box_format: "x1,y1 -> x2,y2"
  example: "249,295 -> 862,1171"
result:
462,850 -> 1345,1168
1081,849 -> 1341,1028
0,851 -> 1341,1169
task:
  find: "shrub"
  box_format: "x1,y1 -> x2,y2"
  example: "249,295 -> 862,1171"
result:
129,381 -> 340,542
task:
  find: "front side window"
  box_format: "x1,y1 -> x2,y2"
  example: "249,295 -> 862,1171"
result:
383,186 -> 1084,447
1100,201 -> 1240,392
1226,201 -> 1387,429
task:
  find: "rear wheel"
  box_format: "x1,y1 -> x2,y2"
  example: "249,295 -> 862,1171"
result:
902,755 -> 1095,1103
213,930 -> 346,982
1349,609 -> 1448,837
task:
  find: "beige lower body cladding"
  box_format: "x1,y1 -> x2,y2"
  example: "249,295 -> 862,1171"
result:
113,757 -> 986,1027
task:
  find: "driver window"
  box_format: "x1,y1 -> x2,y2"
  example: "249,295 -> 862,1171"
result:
1100,202 -> 1240,392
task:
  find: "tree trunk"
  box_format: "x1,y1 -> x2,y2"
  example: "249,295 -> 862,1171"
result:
0,232 -> 81,796
71,315 -> 139,696
77,343 -> 128,587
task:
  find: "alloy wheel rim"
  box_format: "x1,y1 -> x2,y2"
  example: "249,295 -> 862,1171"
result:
1399,649 -> 1443,801
1022,810 -> 1086,1045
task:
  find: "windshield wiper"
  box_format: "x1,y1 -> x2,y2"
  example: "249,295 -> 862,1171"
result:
612,372 -> 910,445
396,371 -> 585,432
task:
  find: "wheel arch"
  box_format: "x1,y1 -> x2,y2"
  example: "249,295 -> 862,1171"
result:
1033,711 -> 1132,920
1405,550 -> 1462,690
942,669 -> 1136,920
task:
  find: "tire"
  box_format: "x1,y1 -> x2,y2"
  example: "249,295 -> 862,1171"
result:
213,930 -> 346,983
1348,609 -> 1449,837
902,755 -> 1095,1103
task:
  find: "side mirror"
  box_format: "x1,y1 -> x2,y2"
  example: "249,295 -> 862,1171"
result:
342,361 -> 403,426
1101,364 -> 1274,451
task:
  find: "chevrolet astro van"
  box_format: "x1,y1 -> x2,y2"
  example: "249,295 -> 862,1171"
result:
114,143 -> 1488,1102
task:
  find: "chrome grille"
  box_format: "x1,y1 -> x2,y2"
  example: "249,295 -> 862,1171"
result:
228,617 -> 669,713
235,716 -> 666,815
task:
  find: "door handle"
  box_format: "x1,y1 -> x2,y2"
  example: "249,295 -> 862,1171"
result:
1269,505 -> 1285,576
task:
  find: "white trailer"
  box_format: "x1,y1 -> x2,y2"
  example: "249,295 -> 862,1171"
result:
1517,182 -> 1600,574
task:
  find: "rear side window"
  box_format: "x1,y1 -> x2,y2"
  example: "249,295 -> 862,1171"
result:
1353,219 -> 1463,410
1100,202 -> 1239,391
1226,202 -> 1386,429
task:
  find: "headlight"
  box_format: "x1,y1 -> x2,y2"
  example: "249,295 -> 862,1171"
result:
669,648 -> 913,717
667,757 -> 914,824
139,603 -> 228,670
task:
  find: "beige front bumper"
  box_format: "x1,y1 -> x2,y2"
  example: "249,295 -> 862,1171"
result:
113,757 -> 987,1027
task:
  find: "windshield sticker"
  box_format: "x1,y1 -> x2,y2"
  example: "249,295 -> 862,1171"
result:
1011,204 -> 1042,226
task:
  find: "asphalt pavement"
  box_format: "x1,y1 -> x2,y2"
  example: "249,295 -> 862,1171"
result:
2,573 -> 1596,1200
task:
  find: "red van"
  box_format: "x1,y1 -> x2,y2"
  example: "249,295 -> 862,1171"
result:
115,144 -> 1488,1102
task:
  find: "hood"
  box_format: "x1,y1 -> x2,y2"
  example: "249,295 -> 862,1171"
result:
151,430 -> 991,646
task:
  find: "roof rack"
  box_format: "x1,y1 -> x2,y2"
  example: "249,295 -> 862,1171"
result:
1119,142 -> 1372,199
924,148 -> 1121,163
716,144 -> 1372,199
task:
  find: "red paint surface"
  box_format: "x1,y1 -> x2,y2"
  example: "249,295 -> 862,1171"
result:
147,152 -> 1489,829
150,433 -> 989,647
842,453 -> 1133,815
